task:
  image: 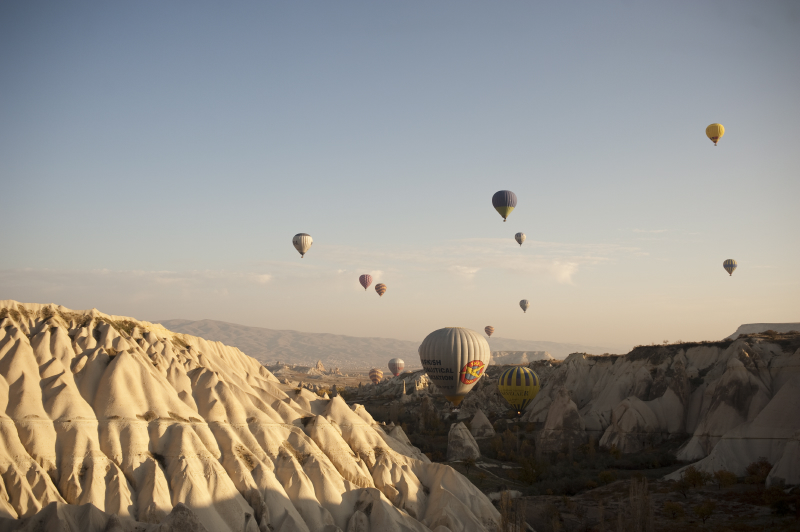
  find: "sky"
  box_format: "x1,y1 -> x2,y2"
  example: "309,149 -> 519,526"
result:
1,1 -> 798,350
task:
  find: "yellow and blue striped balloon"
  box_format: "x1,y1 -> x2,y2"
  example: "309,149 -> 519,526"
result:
723,259 -> 737,276
497,366 -> 541,412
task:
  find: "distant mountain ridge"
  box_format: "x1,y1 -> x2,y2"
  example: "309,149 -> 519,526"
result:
158,319 -> 627,368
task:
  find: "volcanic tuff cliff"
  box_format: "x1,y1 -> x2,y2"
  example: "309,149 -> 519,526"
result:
0,301 -> 501,532
520,334 -> 800,485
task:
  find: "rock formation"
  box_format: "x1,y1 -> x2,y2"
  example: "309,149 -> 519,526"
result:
490,351 -> 553,365
0,301 -> 501,531
520,333 -> 800,485
536,386 -> 585,453
453,375 -> 509,421
446,423 -> 479,462
727,322 -> 800,340
469,411 -> 495,439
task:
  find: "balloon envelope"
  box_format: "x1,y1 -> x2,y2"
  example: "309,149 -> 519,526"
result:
375,283 -> 387,297
706,123 -> 725,145
369,368 -> 383,384
515,232 -> 525,246
519,300 -> 529,313
492,190 -> 517,221
723,259 -> 737,276
292,233 -> 313,258
498,366 -> 541,412
388,358 -> 404,376
418,327 -> 491,406
359,274 -> 373,291
485,326 -> 494,337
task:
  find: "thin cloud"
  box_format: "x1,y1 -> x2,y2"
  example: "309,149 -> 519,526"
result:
449,265 -> 480,279
316,237 -> 638,285
550,261 -> 579,284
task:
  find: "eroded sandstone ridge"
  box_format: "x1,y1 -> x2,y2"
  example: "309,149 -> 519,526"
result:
0,301 -> 500,532
521,334 -> 800,485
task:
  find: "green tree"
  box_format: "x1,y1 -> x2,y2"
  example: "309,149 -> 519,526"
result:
609,444 -> 622,459
663,501 -> 684,519
671,478 -> 690,499
693,500 -> 716,524
462,457 -> 476,477
518,457 -> 546,484
745,458 -> 772,486
684,466 -> 712,488
712,470 -> 737,489
598,470 -> 617,485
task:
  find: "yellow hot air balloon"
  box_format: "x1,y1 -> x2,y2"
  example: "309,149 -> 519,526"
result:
369,368 -> 384,384
498,366 -> 541,413
706,123 -> 725,146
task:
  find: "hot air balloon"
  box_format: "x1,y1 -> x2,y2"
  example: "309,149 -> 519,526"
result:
369,368 -> 384,384
375,283 -> 387,297
519,300 -> 529,313
706,123 -> 725,146
723,259 -> 737,276
418,327 -> 491,407
492,190 -> 517,222
359,274 -> 373,291
292,233 -> 313,258
498,366 -> 541,413
485,326 -> 495,337
515,232 -> 525,246
388,358 -> 404,376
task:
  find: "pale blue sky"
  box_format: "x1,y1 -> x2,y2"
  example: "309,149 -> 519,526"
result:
1,1 -> 798,349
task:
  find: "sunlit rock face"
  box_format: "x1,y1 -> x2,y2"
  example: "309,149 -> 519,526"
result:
0,301 -> 501,532
521,335 -> 800,485
469,410 -> 495,439
446,423 -> 479,462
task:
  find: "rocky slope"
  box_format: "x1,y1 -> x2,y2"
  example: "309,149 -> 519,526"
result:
0,301 -> 500,532
520,334 -> 800,486
490,351 -> 554,365
727,322 -> 800,340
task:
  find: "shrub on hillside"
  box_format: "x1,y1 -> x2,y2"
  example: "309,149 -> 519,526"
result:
663,501 -> 684,519
684,466 -> 712,488
693,500 -> 716,524
713,469 -> 737,489
745,458 -> 772,485
517,457 -> 546,484
671,478 -> 690,499
598,470 -> 617,484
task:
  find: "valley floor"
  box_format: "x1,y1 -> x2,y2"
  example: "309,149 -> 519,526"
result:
357,397 -> 800,532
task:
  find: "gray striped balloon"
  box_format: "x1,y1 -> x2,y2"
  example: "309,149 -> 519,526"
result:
292,233 -> 313,258
388,358 -> 404,376
418,327 -> 490,406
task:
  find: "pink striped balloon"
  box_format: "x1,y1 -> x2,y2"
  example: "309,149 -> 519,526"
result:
359,274 -> 373,291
